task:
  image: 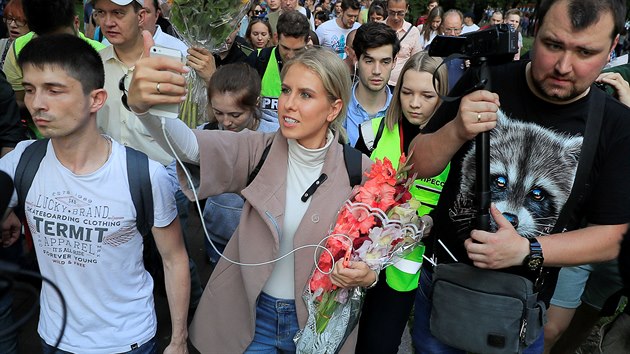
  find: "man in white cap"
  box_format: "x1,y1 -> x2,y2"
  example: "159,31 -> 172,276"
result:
92,0 -> 205,316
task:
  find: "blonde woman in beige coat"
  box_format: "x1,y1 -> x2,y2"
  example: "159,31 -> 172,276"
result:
128,32 -> 377,353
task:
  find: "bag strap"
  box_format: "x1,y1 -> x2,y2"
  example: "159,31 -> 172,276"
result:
551,87 -> 606,234
398,25 -> 412,43
343,144 -> 363,187
246,141 -> 363,188
125,146 -> 154,237
359,118 -> 386,152
529,88 -> 606,290
14,139 -> 49,220
247,143 -> 272,186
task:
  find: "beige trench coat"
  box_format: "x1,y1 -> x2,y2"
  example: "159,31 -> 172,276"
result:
180,129 -> 372,353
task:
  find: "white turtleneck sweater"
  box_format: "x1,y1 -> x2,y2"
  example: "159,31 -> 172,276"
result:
262,130 -> 334,299
138,114 -> 334,299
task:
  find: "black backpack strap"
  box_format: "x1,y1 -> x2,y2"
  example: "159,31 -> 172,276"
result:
125,147 -> 153,236
246,141 -> 362,191
373,118 -> 386,150
247,143 -> 272,186
14,139 -> 49,219
343,144 -> 363,187
359,118 -> 386,153
552,87 -> 605,234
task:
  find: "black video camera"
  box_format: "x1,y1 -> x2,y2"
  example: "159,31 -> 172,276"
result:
429,24 -> 518,64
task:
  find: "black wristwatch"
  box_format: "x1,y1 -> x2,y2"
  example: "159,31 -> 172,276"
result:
523,237 -> 544,272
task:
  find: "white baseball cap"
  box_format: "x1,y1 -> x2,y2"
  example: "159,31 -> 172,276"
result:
101,0 -> 145,5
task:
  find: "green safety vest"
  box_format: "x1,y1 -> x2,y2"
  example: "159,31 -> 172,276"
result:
365,117 -> 450,216
361,117 -> 450,291
14,31 -> 106,56
260,47 -> 282,111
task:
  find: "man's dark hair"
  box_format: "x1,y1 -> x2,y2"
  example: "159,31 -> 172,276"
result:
353,22 -> 400,59
309,29 -> 320,45
277,10 -> 310,40
18,34 -> 105,94
23,0 -> 75,35
314,10 -> 330,24
368,1 -> 387,19
537,0 -> 625,41
341,0 -> 361,11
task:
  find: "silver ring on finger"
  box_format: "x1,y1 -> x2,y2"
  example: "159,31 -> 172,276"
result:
477,113 -> 481,123
156,82 -> 162,94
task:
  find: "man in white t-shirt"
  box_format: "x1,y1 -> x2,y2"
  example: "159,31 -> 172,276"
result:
0,34 -> 190,354
316,0 -> 361,59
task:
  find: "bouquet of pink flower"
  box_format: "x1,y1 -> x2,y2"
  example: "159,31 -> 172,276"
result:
294,155 -> 427,353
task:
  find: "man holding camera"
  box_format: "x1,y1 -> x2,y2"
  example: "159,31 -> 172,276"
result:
409,0 -> 630,353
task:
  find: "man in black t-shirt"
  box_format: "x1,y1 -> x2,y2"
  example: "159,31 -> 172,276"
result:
408,0 -> 630,353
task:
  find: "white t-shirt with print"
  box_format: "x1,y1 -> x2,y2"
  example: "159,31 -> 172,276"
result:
315,19 -> 360,59
0,138 -> 177,354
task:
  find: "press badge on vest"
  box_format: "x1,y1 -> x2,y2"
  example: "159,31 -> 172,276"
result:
261,97 -> 279,110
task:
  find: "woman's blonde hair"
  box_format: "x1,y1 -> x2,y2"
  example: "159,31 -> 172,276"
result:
384,52 -> 448,130
281,47 -> 351,143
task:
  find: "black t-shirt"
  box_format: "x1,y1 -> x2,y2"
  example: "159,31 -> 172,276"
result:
422,60 -> 630,302
214,36 -> 249,67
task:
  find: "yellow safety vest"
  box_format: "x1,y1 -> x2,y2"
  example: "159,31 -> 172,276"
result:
260,47 -> 282,112
361,117 -> 450,291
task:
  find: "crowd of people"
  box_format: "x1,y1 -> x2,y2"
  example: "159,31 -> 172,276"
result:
0,0 -> 629,353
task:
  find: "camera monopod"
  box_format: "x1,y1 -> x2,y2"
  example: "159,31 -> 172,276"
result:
428,24 -> 519,231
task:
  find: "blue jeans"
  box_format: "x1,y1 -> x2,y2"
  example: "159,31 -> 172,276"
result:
244,292 -> 300,354
41,336 -> 157,354
412,267 -> 545,354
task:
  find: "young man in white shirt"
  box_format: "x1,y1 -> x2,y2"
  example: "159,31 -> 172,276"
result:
0,33 -> 189,354
315,0 -> 361,59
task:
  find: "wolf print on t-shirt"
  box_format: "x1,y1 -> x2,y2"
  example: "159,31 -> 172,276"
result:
451,111 -> 583,237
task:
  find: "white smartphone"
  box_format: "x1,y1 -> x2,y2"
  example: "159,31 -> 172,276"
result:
148,46 -> 186,119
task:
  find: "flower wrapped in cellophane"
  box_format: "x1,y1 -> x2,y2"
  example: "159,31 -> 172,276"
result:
294,154 -> 428,353
169,0 -> 251,124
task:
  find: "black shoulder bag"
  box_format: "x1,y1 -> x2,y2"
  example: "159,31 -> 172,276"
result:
429,87 -> 606,354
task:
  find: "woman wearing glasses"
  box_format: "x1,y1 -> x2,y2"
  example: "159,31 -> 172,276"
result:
0,0 -> 29,67
239,2 -> 267,39
385,0 -> 422,87
252,3 -> 267,19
